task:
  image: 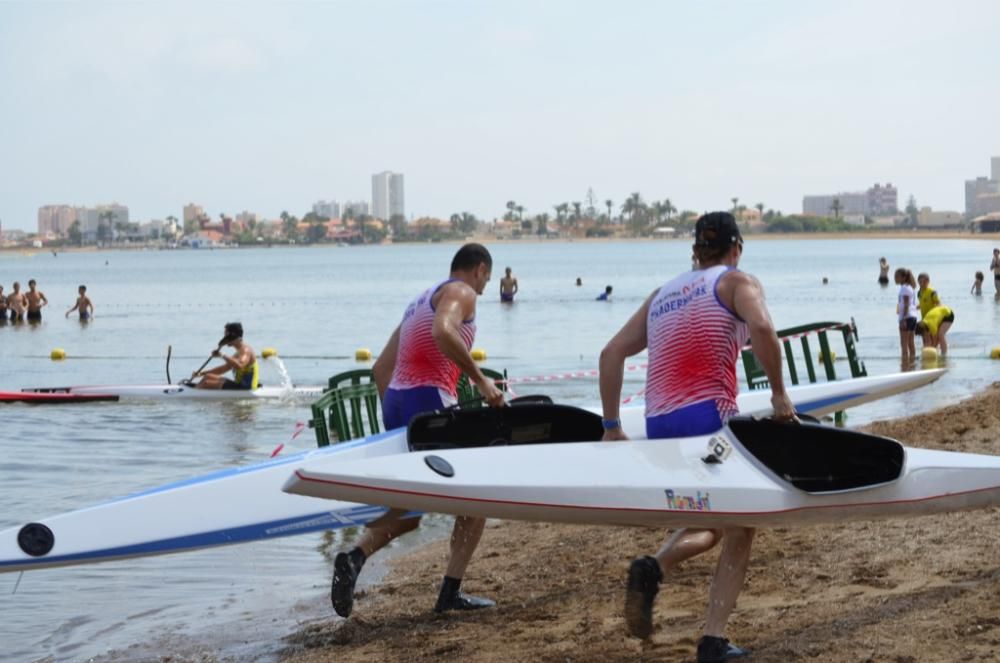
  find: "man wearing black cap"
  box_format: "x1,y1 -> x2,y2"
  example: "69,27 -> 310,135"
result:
598,212 -> 794,662
193,322 -> 259,390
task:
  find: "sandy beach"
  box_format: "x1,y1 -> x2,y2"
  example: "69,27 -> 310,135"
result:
281,385 -> 1000,663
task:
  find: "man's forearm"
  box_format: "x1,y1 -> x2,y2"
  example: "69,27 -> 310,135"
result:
749,323 -> 786,394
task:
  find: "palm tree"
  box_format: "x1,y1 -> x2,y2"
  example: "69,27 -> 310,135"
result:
731,197 -> 739,213
622,192 -> 647,235
605,199 -> 613,224
554,203 -> 569,224
97,210 -> 114,245
515,205 -> 525,221
505,200 -> 517,222
663,198 -> 676,222
755,202 -> 764,221
830,198 -> 842,219
571,202 -> 582,223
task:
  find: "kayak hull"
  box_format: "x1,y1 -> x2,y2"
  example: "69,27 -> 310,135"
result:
284,422 -> 1000,529
20,384 -> 326,401
0,369 -> 945,573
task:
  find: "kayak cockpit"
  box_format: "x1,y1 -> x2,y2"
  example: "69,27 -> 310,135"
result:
727,416 -> 904,493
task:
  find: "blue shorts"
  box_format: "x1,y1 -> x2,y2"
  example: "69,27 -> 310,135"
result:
382,386 -> 451,430
646,400 -> 727,439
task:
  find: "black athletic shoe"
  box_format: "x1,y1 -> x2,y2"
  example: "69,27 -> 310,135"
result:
697,635 -> 750,662
331,552 -> 362,618
624,556 -> 663,639
434,590 -> 496,613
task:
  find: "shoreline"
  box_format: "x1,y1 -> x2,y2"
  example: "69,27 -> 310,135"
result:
280,384 -> 1000,663
1,229 -> 995,255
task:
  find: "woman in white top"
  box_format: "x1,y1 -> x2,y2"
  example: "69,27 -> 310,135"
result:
894,267 -> 919,365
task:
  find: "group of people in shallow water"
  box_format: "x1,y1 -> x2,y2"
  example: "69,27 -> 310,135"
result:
498,267 -> 614,303
0,280 -> 94,324
881,256 -> 966,365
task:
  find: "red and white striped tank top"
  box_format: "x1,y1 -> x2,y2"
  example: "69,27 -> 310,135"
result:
388,279 -> 477,397
645,265 -> 749,419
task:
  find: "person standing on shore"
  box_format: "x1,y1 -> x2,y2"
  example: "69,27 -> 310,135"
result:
65,285 -> 94,321
6,281 -> 26,322
25,279 -> 48,323
331,243 -> 504,619
499,266 -> 518,303
598,212 -> 795,663
991,248 -> 1000,298
878,257 -> 890,286
895,268 -> 919,365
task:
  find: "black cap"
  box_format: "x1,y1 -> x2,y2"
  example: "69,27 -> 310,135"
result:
221,322 -> 243,344
695,212 -> 742,249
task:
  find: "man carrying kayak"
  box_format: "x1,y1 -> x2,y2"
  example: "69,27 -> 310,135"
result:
598,212 -> 795,663
331,242 -> 505,617
191,322 -> 258,390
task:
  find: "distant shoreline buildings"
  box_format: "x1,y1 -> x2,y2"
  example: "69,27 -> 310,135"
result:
802,183 -> 898,218
964,157 -> 1000,219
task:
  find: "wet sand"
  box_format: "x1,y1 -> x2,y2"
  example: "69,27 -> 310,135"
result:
281,385 -> 1000,663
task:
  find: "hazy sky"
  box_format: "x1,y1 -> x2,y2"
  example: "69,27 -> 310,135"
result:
1,0 -> 998,230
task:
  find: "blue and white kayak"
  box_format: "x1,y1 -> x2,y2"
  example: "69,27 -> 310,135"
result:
0,369 -> 943,573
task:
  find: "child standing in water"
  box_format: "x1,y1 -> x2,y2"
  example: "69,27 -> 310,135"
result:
878,257 -> 890,285
65,285 -> 94,321
971,271 -> 984,295
895,268 -> 919,365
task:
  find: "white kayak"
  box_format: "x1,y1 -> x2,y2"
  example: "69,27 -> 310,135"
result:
20,383 -> 327,401
0,369 -> 943,573
284,415 -> 1000,529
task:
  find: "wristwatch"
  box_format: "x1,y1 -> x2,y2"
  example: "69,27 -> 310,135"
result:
601,418 -> 621,430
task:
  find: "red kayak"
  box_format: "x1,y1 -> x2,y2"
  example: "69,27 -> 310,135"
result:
0,391 -> 119,404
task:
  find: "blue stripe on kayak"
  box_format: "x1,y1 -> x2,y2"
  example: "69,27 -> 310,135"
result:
795,393 -> 863,414
114,427 -> 405,502
0,504 -> 406,571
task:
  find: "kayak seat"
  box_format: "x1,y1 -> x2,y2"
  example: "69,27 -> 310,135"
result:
407,402 -> 603,452
727,416 -> 904,493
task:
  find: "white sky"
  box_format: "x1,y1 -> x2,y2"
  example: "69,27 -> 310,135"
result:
1,0 -> 998,229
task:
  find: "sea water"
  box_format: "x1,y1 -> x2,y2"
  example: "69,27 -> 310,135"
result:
0,238 -> 997,660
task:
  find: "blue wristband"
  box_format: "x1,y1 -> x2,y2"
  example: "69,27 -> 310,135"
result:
602,418 -> 621,430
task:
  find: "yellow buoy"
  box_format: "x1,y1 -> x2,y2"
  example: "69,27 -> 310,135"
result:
50,348 -> 67,361
991,347 -> 1000,360
921,347 -> 939,361
261,347 -> 278,359
355,347 -> 372,361
471,348 -> 487,362
818,351 -> 836,364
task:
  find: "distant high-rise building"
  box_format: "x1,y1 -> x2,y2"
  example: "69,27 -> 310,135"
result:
865,183 -> 898,216
75,203 -> 129,242
183,203 -> 204,226
312,200 -> 340,219
342,200 -> 369,218
992,156 -> 1000,183
802,191 -> 867,217
804,182 -> 897,217
965,176 -> 1000,218
37,205 -> 78,235
371,171 -> 405,220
